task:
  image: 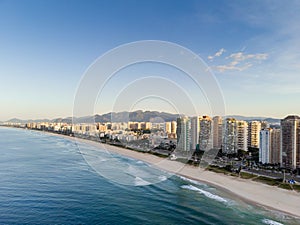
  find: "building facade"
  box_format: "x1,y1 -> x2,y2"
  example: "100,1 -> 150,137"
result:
236,120 -> 248,151
199,116 -> 212,151
212,116 -> 223,150
270,128 -> 281,164
248,121 -> 261,149
260,129 -> 271,164
281,115 -> 300,169
190,116 -> 200,150
222,118 -> 237,154
176,116 -> 191,151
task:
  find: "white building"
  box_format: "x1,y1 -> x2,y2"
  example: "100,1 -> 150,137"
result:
260,129 -> 271,164
236,120 -> 248,151
176,116 -> 191,151
260,128 -> 281,165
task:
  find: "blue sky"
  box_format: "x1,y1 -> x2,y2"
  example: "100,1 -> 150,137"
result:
0,0 -> 300,120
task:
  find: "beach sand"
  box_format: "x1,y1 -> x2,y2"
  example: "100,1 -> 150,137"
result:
51,133 -> 300,218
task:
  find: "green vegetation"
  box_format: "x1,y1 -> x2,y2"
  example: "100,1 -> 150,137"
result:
278,183 -> 293,190
151,152 -> 168,158
292,185 -> 300,192
207,165 -> 300,192
206,165 -> 232,175
239,172 -> 257,179
175,158 -> 190,164
247,147 -> 259,162
252,176 -> 282,186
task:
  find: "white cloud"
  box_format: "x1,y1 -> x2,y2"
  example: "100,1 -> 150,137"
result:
208,48 -> 226,60
228,52 -> 268,62
215,48 -> 226,57
214,62 -> 252,72
210,51 -> 268,72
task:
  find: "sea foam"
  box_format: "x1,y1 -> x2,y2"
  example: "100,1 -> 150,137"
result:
135,177 -> 151,186
158,175 -> 167,182
181,185 -> 227,203
178,175 -> 206,186
262,218 -> 284,225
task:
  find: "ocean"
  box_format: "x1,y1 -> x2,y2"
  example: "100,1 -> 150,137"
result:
0,127 -> 298,224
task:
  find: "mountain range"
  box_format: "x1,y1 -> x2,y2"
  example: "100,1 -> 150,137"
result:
4,111 -> 280,124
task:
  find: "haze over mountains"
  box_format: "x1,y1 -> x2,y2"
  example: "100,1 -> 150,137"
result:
5,110 -> 280,124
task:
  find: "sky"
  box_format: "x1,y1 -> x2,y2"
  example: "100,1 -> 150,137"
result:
1,0 -> 300,120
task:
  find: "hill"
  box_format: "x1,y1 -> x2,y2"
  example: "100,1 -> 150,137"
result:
6,112 -> 280,124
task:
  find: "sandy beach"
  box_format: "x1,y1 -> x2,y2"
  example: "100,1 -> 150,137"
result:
50,132 -> 300,218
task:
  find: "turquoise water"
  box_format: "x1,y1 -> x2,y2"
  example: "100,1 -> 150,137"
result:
0,127 -> 298,224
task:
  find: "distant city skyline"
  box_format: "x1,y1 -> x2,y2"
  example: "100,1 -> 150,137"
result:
1,1 -> 300,121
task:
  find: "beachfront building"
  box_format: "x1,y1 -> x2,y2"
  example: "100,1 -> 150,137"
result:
260,128 -> 281,164
165,121 -> 177,139
212,116 -> 223,150
176,116 -> 191,151
260,129 -> 271,164
190,116 -> 200,150
165,122 -> 172,134
248,121 -> 261,149
171,121 -> 177,134
199,116 -> 212,151
281,115 -> 300,170
170,121 -> 177,139
222,118 -> 237,154
72,123 -> 97,135
140,122 -> 151,130
151,122 -> 165,131
236,120 -> 248,152
270,128 -> 281,164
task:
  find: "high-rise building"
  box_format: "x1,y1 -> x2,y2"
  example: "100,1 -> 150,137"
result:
145,122 -> 152,130
248,121 -> 261,149
236,120 -> 248,151
128,122 -> 140,130
164,122 -> 172,134
167,121 -> 177,139
141,122 -> 152,130
281,115 -> 300,169
171,121 -> 177,134
271,128 -> 281,164
222,118 -> 237,154
260,129 -> 271,164
176,116 -> 191,151
190,116 -> 200,150
199,116 -> 212,151
212,116 -> 223,150
261,121 -> 270,130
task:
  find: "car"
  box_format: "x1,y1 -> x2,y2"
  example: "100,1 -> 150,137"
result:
170,154 -> 177,160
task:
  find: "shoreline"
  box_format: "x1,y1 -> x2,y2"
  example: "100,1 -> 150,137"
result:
50,132 -> 300,219
3,127 -> 300,219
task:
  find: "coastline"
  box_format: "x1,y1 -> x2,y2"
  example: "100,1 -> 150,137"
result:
5,127 -> 300,219
48,132 -> 300,219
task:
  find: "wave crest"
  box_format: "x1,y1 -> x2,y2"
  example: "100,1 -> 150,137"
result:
181,185 -> 227,203
262,219 -> 284,225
